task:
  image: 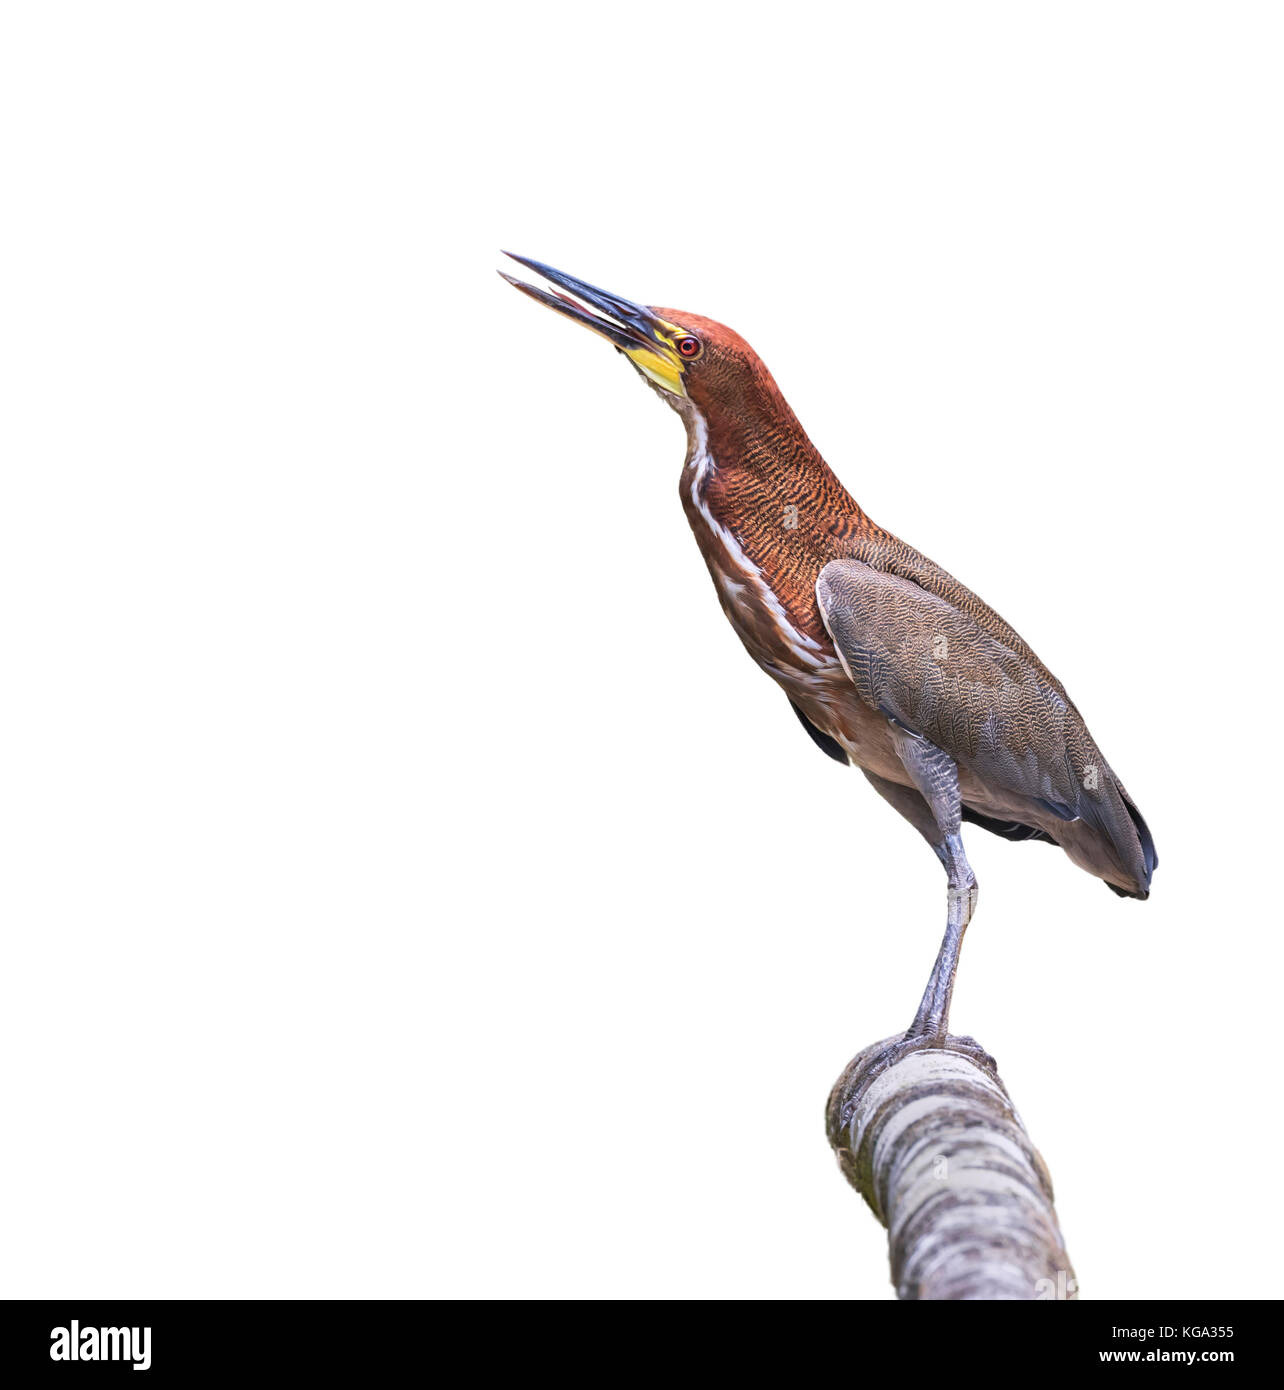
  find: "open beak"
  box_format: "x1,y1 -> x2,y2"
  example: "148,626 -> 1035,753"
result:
499,252 -> 688,397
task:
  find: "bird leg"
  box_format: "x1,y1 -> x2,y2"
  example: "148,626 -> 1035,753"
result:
883,725 -> 979,1042
906,833 -> 978,1039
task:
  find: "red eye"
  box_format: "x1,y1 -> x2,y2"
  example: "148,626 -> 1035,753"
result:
676,335 -> 702,359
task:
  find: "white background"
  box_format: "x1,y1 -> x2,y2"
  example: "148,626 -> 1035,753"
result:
2,2 -> 1281,1299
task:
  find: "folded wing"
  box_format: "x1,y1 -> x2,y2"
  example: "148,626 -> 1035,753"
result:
816,557 -> 1155,897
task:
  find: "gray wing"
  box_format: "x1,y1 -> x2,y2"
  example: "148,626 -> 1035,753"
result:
816,557 -> 1154,896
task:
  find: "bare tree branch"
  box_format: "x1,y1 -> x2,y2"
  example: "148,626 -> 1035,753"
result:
827,1034 -> 1077,1300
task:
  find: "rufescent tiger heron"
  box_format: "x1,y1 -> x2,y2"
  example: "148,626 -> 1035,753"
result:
502,253 -> 1156,1043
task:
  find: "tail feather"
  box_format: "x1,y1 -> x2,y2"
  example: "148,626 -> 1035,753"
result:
1121,790 -> 1158,879
1093,780 -> 1156,899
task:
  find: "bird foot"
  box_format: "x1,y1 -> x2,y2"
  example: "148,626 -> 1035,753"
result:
825,1030 -> 999,1143
861,1029 -> 998,1089
851,1031 -> 951,1090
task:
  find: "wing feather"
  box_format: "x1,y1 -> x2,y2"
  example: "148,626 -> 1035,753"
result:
816,558 -> 1153,897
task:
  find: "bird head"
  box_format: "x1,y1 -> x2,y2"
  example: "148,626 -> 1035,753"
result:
500,253 -> 770,423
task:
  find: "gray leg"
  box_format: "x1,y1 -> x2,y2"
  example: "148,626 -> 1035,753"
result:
872,725 -> 980,1040
907,831 -> 978,1039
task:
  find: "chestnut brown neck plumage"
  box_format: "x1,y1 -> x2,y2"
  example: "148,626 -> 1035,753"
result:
655,308 -> 878,647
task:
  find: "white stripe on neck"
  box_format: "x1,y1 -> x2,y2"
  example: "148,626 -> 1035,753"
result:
681,406 -> 827,672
